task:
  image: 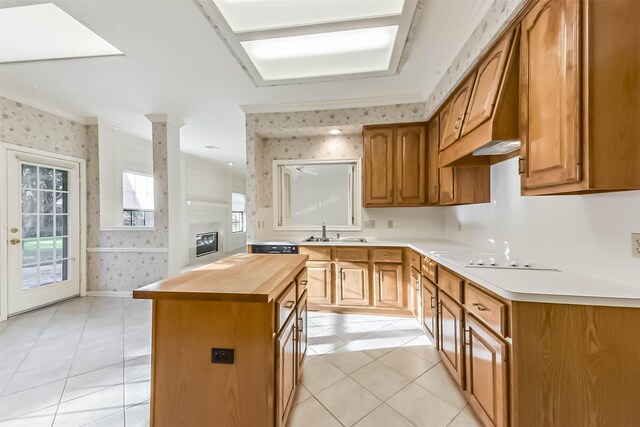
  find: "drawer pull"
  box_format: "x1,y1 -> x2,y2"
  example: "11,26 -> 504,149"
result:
284,301 -> 295,309
300,280 -> 308,286
430,296 -> 436,309
472,302 -> 490,312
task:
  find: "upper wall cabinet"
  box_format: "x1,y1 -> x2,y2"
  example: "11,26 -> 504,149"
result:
519,0 -> 640,195
437,28 -> 520,167
363,124 -> 428,207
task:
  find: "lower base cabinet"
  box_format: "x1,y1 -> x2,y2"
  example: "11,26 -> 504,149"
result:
438,291 -> 465,388
306,262 -> 332,305
374,263 -> 404,308
465,315 -> 509,427
336,261 -> 370,306
276,313 -> 297,427
422,278 -> 438,346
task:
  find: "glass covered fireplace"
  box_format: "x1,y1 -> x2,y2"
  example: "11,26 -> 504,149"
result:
196,232 -> 218,257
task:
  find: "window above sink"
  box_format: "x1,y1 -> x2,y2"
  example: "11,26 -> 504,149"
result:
273,158 -> 362,232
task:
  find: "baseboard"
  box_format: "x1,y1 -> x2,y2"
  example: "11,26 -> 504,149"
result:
86,291 -> 133,298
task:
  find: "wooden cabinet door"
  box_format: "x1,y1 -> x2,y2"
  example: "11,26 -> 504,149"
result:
306,261 -> 332,306
438,292 -> 465,388
520,0 -> 581,189
297,291 -> 308,375
440,75 -> 476,150
364,127 -> 395,206
373,263 -> 403,309
439,167 -> 455,205
422,278 -> 438,346
409,267 -> 421,321
427,120 -> 440,204
336,262 -> 369,306
461,31 -> 514,137
276,314 -> 297,427
465,315 -> 509,427
395,125 -> 427,205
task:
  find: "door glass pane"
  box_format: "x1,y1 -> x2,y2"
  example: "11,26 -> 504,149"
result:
22,165 -> 38,189
54,238 -> 68,259
39,191 -> 54,213
55,192 -> 67,213
22,190 -> 37,213
39,263 -> 54,286
39,215 -> 54,237
22,265 -> 38,289
55,170 -> 68,191
39,167 -> 54,190
55,215 -> 68,236
39,237 -> 54,262
22,215 -> 37,238
55,260 -> 68,282
22,240 -> 38,264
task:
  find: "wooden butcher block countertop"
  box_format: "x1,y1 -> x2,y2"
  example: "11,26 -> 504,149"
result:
132,253 -> 308,303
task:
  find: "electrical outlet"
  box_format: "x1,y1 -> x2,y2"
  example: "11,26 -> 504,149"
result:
211,348 -> 234,364
364,220 -> 376,229
632,233 -> 640,258
387,220 -> 394,229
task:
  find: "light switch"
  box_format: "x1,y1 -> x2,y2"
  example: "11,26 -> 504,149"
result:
632,233 -> 640,258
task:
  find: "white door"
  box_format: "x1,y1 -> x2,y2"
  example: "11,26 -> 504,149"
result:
6,150 -> 81,315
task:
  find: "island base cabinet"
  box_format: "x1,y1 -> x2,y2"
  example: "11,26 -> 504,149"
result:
465,315 -> 509,427
438,292 -> 465,389
276,313 -> 297,427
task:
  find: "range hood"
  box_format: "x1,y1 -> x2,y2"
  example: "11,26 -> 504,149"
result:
438,29 -> 520,167
473,139 -> 521,156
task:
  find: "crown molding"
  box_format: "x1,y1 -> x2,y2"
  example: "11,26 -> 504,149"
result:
240,93 -> 426,114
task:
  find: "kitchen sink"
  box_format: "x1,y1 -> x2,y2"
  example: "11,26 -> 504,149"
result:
303,236 -> 367,243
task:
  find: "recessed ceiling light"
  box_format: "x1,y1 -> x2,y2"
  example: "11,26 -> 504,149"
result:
228,162 -> 235,166
241,26 -> 398,81
213,0 -> 405,33
329,129 -> 342,135
205,145 -> 221,150
0,3 -> 123,64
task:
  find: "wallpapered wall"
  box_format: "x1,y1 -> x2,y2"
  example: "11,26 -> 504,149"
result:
246,103 -> 427,239
1,97 -> 170,292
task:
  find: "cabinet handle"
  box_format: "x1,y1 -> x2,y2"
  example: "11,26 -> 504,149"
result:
342,271 -> 346,282
472,302 -> 490,312
454,117 -> 462,130
430,296 -> 436,309
518,158 -> 526,175
438,301 -> 442,316
300,280 -> 308,286
381,273 -> 384,283
284,301 -> 295,309
463,328 -> 471,347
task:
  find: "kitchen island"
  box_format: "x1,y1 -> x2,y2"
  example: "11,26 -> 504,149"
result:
133,253 -> 309,427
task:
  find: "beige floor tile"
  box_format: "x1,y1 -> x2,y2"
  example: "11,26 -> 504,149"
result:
387,383 -> 459,427
0,404 -> 57,426
300,356 -> 346,394
308,332 -> 347,355
0,379 -> 66,421
447,406 -> 483,427
315,377 -> 382,427
415,363 -> 467,410
351,360 -> 412,401
286,397 -> 342,427
324,347 -> 375,374
379,348 -> 437,380
402,335 -> 442,363
292,384 -> 312,407
353,403 -> 414,427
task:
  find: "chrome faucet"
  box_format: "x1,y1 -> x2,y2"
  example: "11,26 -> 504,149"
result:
321,223 -> 327,240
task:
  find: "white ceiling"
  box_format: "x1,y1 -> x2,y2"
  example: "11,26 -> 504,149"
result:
0,0 -> 493,171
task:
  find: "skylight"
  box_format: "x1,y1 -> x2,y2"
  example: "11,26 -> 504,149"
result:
0,3 -> 122,64
241,26 -> 398,81
196,0 -> 418,85
213,0 -> 405,33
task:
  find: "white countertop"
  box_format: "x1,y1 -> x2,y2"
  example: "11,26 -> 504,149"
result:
249,238 -> 640,308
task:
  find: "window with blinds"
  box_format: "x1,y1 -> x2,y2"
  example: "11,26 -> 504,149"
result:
122,171 -> 154,226
231,192 -> 246,233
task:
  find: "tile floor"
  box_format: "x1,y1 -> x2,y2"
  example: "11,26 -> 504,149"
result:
0,297 -> 481,427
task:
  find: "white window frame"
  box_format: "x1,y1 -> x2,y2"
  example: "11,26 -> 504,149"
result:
231,192 -> 246,233
272,158 -> 362,232
121,170 -> 154,227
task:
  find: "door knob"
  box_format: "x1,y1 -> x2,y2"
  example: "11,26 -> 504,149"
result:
9,238 -> 21,245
